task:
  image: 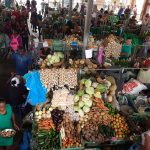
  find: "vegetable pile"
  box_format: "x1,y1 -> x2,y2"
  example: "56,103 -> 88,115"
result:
37,119 -> 54,131
102,34 -> 122,58
39,68 -> 78,90
64,35 -> 82,47
73,77 -> 117,118
40,52 -> 64,69
62,113 -> 82,148
69,59 -> 98,75
36,129 -> 60,150
80,107 -> 112,143
111,114 -> 130,139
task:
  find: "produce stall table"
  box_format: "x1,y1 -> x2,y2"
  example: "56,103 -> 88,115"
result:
84,140 -> 133,150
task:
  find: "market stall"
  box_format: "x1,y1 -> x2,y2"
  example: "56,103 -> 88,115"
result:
23,33 -> 150,150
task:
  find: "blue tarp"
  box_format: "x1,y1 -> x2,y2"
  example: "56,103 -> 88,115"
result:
24,71 -> 47,106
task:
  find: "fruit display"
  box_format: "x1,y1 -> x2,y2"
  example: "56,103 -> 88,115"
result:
102,34 -> 122,58
87,36 -> 100,49
39,68 -> 78,90
111,114 -> 130,139
64,35 -> 82,47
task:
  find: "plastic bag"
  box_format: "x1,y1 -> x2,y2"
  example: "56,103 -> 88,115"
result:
122,79 -> 147,95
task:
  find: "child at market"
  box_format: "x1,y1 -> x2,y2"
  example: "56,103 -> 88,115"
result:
120,38 -> 132,59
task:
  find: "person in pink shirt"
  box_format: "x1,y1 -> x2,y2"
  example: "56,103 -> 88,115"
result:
10,30 -> 22,52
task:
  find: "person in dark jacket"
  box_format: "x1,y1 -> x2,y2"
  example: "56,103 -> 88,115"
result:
31,10 -> 38,32
21,24 -> 30,51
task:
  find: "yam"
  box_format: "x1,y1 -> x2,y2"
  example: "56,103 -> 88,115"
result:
109,84 -> 117,91
92,64 -> 98,69
96,77 -> 103,83
80,59 -> 85,65
75,60 -> 80,65
87,64 -> 93,69
105,76 -> 116,85
84,67 -> 89,72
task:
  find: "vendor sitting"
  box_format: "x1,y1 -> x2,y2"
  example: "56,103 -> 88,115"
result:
39,41 -> 53,59
120,39 -> 132,59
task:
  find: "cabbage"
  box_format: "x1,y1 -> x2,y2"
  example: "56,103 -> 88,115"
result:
74,95 -> 80,103
85,79 -> 92,87
85,100 -> 92,107
47,55 -> 52,59
80,79 -> 86,85
53,52 -> 58,56
47,62 -> 51,66
78,109 -> 84,117
77,90 -> 84,96
83,106 -> 90,113
51,56 -> 60,63
94,92 -> 102,98
97,84 -> 106,93
74,106 -> 80,112
57,52 -> 64,58
79,101 -> 85,108
82,94 -> 90,102
86,87 -> 94,95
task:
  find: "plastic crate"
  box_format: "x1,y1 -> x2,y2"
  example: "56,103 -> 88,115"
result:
52,40 -> 64,51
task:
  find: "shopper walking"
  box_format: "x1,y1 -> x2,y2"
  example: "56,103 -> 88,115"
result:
132,5 -> 137,17
21,25 -> 30,51
31,0 -> 37,12
26,0 -> 31,11
31,10 -> 38,32
37,11 -> 43,39
41,0 -> 45,15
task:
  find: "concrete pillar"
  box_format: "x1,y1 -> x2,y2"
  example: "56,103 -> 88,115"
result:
83,0 -> 93,56
69,0 -> 73,19
62,0 -> 64,7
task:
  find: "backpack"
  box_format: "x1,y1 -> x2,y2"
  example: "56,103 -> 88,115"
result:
10,35 -> 19,51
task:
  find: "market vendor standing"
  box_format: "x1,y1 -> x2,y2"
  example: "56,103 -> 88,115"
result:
39,41 -> 52,59
120,39 -> 132,59
0,99 -> 19,150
